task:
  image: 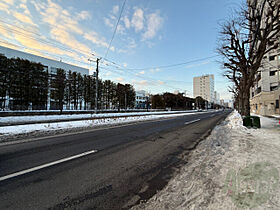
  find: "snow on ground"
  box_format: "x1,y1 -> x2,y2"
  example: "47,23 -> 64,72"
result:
252,113 -> 280,129
0,112 -> 201,136
271,115 -> 280,119
0,110 -> 196,124
132,111 -> 280,210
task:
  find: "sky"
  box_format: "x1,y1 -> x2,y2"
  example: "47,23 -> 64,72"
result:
0,0 -> 244,100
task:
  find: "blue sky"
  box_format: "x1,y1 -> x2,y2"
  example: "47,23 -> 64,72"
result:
0,0 -> 243,100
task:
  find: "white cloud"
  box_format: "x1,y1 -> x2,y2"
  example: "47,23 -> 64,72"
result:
158,80 -> 165,85
83,32 -> 112,50
134,80 -> 148,86
113,5 -> 119,15
117,24 -> 125,34
0,2 -> 10,14
104,17 -> 114,28
123,63 -> 127,67
150,68 -> 160,73
116,77 -> 124,82
4,0 -> 14,5
142,11 -> 163,40
77,11 -> 91,20
33,0 -> 112,55
13,12 -> 37,26
104,72 -> 112,76
131,79 -> 165,87
131,8 -> 144,32
139,71 -> 145,75
123,16 -> 130,28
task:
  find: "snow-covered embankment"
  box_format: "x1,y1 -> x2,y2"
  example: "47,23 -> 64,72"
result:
133,111 -> 280,209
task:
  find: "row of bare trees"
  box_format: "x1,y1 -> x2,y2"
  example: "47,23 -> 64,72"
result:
0,55 -> 136,111
218,0 -> 280,116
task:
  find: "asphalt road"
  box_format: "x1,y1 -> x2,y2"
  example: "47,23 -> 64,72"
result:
0,110 -> 231,210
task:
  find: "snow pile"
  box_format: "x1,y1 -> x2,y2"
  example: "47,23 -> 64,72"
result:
272,115 -> 280,119
132,111 -> 280,210
225,110 -> 243,129
0,112 -> 196,136
0,110 -> 195,124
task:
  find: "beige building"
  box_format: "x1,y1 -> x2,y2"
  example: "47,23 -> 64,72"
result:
251,89 -> 280,116
193,74 -> 215,103
250,1 -> 280,116
250,52 -> 280,116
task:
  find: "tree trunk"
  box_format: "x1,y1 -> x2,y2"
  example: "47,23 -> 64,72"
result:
239,90 -> 245,116
244,87 -> 250,116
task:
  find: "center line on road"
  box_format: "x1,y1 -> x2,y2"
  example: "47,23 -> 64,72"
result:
0,149 -> 98,182
184,119 -> 201,125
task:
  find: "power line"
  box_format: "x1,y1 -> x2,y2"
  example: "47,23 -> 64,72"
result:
0,19 -> 217,73
103,55 -> 218,71
104,0 -> 127,59
101,66 -> 187,91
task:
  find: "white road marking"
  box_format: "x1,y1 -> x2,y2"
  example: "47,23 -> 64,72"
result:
184,119 -> 201,125
210,114 -> 215,117
0,149 -> 98,182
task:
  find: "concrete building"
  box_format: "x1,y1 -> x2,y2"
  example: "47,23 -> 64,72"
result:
193,74 -> 215,103
0,46 -> 89,110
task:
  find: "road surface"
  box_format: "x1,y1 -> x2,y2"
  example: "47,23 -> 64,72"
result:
0,110 -> 231,209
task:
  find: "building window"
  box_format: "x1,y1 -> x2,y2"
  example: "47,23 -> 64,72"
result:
269,55 -> 276,61
276,100 -> 279,109
256,87 -> 262,94
270,85 -> 278,91
270,70 -> 277,76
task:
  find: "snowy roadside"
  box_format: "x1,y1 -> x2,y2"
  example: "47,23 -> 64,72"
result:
0,112 -> 206,138
0,110 -> 196,124
132,111 -> 280,210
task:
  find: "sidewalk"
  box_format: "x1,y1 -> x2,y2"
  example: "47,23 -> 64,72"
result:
132,111 -> 280,210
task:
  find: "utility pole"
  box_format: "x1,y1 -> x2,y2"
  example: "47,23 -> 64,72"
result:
95,58 -> 100,114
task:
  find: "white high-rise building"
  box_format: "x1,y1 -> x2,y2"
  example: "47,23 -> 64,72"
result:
193,74 -> 215,103
214,91 -> 220,105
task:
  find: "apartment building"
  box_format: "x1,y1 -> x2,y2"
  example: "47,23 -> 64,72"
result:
250,50 -> 280,115
193,74 -> 215,103
249,0 -> 280,116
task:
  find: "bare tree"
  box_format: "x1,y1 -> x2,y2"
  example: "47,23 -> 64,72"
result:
218,0 -> 280,116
